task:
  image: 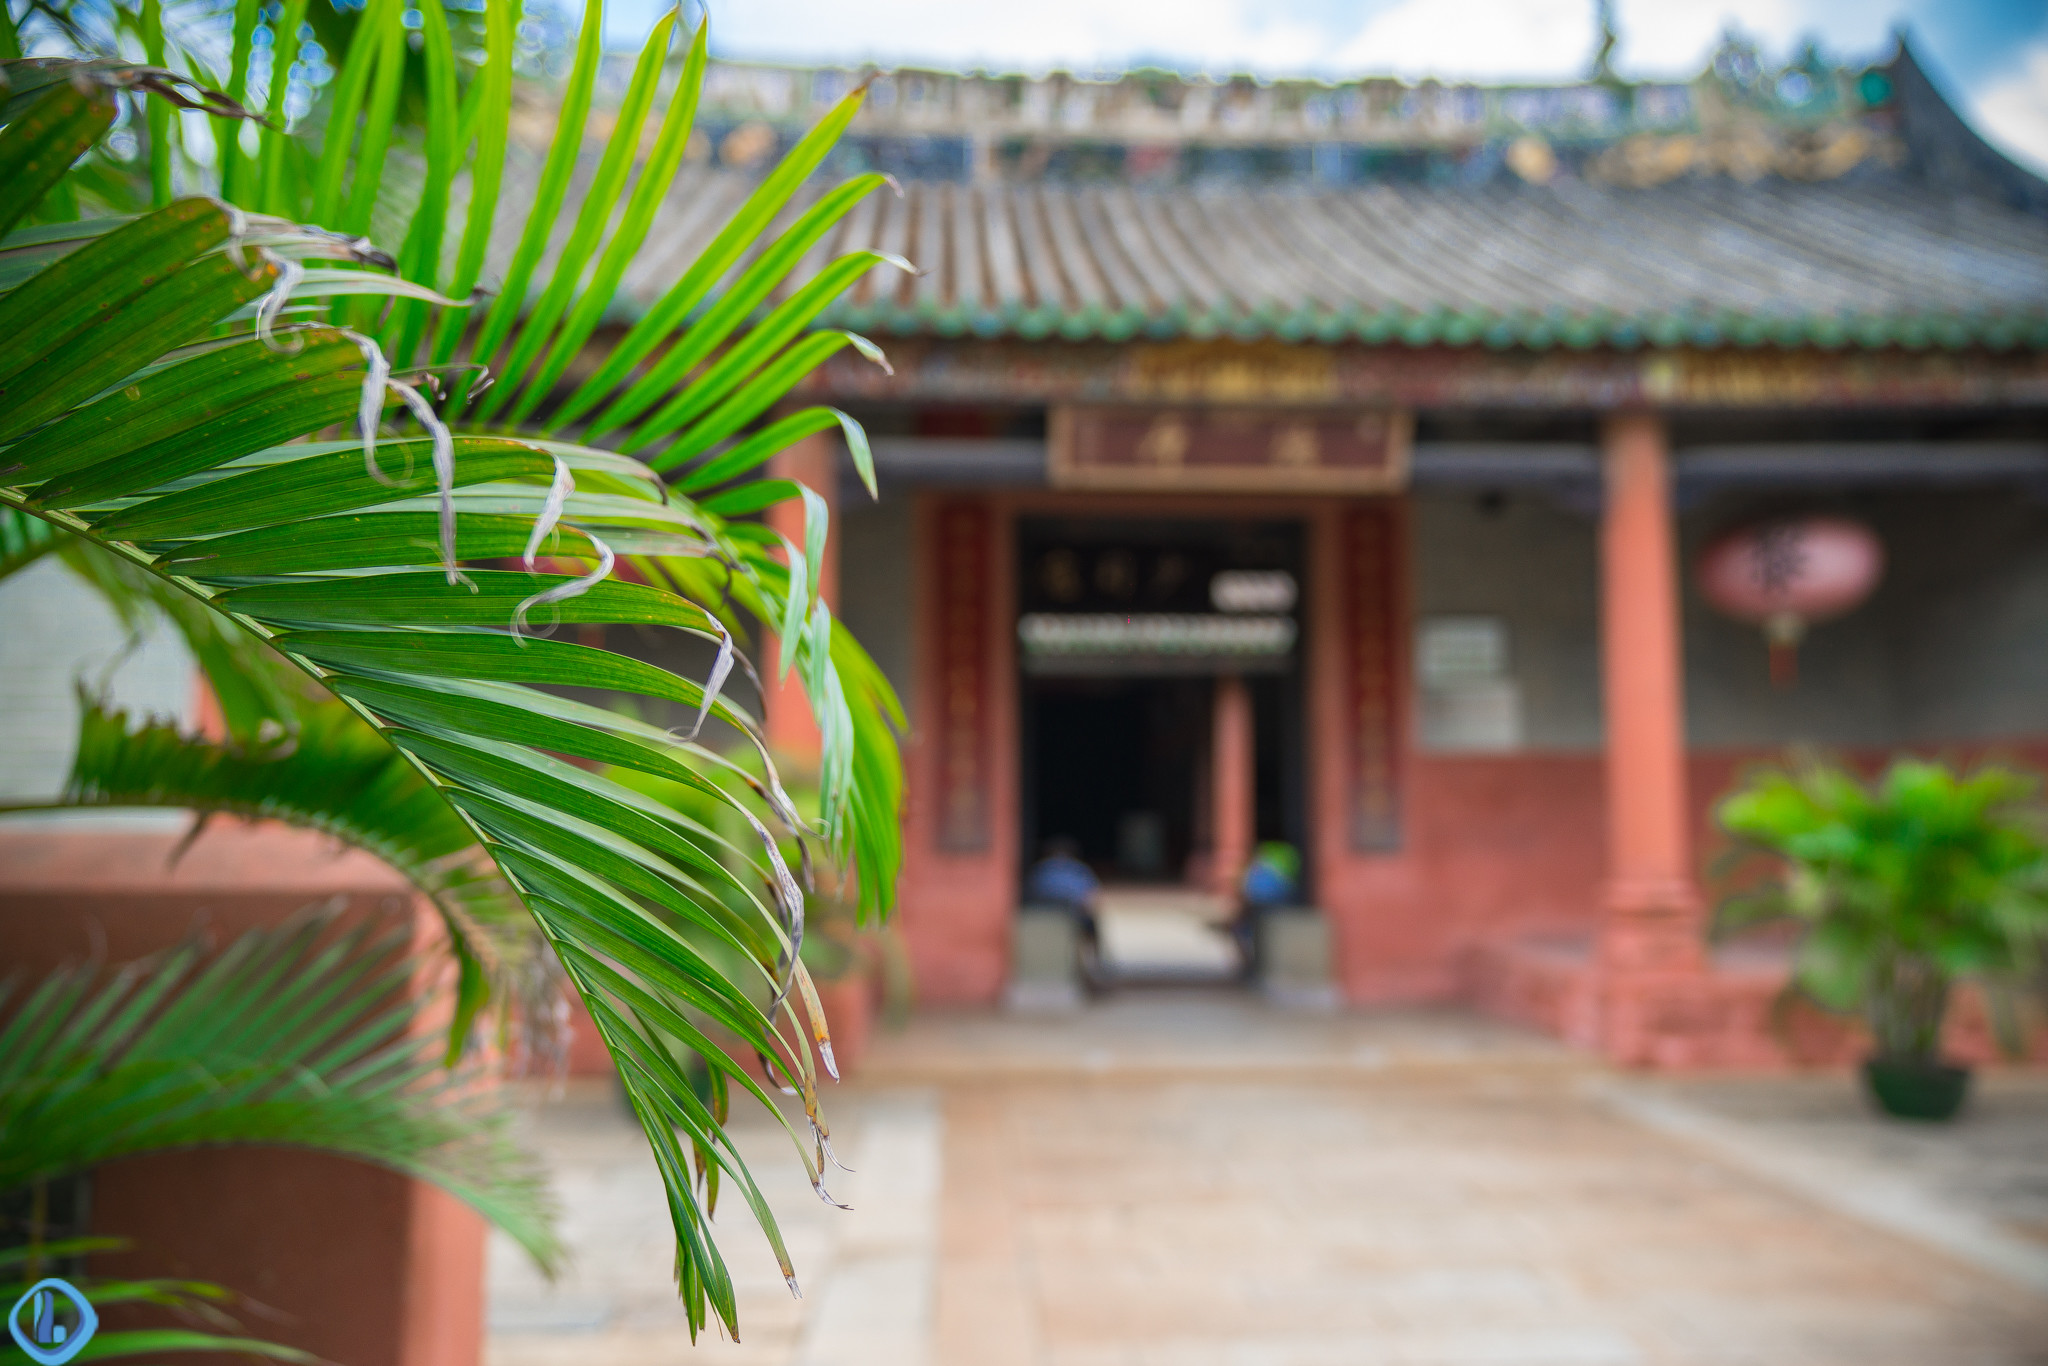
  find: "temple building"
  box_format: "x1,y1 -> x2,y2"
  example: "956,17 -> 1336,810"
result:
574,36 -> 2048,1063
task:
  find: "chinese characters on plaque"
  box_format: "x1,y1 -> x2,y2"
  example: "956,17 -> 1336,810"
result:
1051,406 -> 1411,492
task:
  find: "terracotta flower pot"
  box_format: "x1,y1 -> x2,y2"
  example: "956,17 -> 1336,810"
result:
1862,1056 -> 1971,1121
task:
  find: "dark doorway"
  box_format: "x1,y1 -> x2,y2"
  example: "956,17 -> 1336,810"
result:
1024,676 -> 1211,881
1015,516 -> 1308,891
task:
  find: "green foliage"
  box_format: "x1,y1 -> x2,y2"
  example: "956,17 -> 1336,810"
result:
0,505 -> 58,579
0,3 -> 909,1331
1,1238 -> 315,1364
0,915 -> 562,1270
0,697 -> 541,1066
1716,757 -> 2048,1061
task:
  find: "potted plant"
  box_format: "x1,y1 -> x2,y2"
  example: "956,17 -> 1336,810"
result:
1716,757 -> 2048,1120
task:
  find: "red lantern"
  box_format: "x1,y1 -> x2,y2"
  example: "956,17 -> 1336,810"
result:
1696,516 -> 1884,687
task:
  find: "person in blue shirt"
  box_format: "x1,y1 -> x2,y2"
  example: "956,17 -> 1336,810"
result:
1024,835 -> 1102,984
1241,841 -> 1299,907
1233,841 -> 1301,974
1026,835 -> 1100,914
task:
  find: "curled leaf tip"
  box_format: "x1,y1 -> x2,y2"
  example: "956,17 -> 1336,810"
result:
684,616 -> 735,741
348,331 -> 400,485
522,458 -> 576,568
386,378 -> 459,582
514,533 -> 615,637
254,250 -> 307,352
820,1132 -> 853,1173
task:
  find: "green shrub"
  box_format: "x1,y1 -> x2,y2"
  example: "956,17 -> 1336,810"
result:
1717,757 -> 2048,1061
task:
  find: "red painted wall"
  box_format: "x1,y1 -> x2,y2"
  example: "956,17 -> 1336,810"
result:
0,826 -> 487,1366
1334,752 -> 1610,1001
1327,741 -> 2048,1006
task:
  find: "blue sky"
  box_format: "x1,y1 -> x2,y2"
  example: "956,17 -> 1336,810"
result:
607,0 -> 2048,174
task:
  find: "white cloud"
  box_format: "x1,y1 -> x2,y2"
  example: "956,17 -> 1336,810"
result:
1329,0 -> 1591,82
1613,0 -> 1800,76
1972,41 -> 2048,178
694,0 -> 1339,75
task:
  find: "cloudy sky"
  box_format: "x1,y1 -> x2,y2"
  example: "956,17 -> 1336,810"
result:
610,0 -> 2048,174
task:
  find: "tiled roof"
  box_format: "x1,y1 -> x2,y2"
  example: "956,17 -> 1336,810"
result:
582,168 -> 2048,351
508,47 -> 2048,352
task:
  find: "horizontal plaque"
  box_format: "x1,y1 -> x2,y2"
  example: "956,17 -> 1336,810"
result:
1017,612 -> 1298,677
1050,406 -> 1411,493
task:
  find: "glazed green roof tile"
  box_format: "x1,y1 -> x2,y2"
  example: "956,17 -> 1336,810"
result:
517,44 -> 2048,354
751,176 -> 2048,351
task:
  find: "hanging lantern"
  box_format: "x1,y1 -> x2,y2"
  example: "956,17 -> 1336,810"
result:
1696,516 -> 1883,687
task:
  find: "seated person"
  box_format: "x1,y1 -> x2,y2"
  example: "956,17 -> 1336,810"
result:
1241,841 -> 1300,907
1025,835 -> 1100,921
1024,836 -> 1102,984
1232,841 -> 1301,972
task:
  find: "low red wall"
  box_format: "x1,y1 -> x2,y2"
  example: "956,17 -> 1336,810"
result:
1331,742 -> 2048,1009
889,738 -> 2048,1018
1333,752 -> 1608,1002
0,825 -> 487,1366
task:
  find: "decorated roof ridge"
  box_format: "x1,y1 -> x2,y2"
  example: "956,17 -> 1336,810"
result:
542,31 -> 1947,197
534,39 -> 2041,196
638,35 -> 1899,149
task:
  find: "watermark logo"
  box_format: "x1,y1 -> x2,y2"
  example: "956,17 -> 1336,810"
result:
7,1278 -> 97,1366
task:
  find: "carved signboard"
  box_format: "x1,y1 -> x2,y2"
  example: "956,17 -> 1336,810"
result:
1050,406 -> 1412,493
933,501 -> 992,852
1345,504 -> 1404,852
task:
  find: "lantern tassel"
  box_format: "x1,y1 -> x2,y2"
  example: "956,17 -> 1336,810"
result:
1763,612 -> 1805,691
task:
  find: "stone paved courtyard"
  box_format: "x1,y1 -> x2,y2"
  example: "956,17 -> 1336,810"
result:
487,996 -> 2048,1366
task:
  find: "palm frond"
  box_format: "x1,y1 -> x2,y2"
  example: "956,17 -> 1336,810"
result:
0,913 -> 562,1272
0,505 -> 58,580
2,1241 -> 316,1364
1,697 -> 543,1066
1,44 -> 906,1336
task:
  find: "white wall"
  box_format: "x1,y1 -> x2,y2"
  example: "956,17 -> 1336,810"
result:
1413,484 -> 2048,754
0,557 -> 197,803
1411,490 -> 1604,750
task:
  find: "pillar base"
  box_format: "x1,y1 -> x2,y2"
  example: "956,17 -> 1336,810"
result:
1597,878 -> 1706,976
1597,877 -> 1710,1064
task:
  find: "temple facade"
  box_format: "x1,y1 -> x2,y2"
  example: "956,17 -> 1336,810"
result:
576,39 -> 2048,1062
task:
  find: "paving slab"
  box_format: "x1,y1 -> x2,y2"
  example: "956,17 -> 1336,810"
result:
486,997 -> 2048,1366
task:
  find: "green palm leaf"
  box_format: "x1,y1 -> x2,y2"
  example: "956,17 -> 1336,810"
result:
1,41 -> 907,1336
0,505 -> 58,579
1,696 -> 540,1066
0,1249 -> 318,1363
0,913 -> 561,1271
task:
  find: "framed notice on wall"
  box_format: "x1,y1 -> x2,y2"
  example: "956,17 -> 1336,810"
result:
1050,406 -> 1411,493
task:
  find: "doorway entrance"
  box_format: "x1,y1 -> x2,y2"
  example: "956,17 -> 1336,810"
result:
1025,676 -> 1209,881
1016,516 -> 1307,984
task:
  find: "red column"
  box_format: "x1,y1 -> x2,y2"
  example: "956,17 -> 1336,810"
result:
894,495 -> 1016,1004
1210,674 -> 1255,896
762,433 -> 839,773
1599,412 -> 1706,1059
